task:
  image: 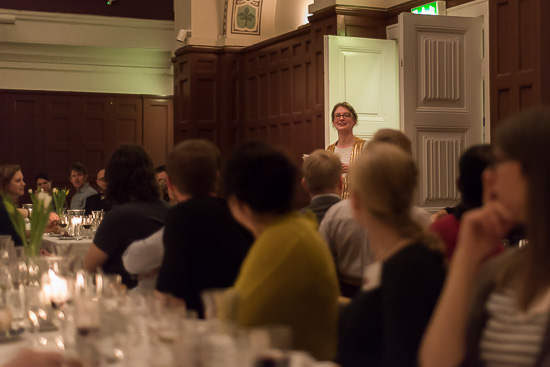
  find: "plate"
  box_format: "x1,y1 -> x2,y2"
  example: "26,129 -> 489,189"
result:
0,327 -> 24,343
59,236 -> 75,240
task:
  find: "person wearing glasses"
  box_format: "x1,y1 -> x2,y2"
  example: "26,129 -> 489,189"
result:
84,168 -> 111,215
326,102 -> 366,199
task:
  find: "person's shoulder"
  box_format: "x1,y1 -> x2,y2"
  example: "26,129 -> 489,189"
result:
430,213 -> 459,231
411,206 -> 432,228
388,243 -> 444,269
322,199 -> 353,221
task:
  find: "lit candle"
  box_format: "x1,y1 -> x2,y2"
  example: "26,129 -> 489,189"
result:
75,271 -> 86,295
47,269 -> 69,304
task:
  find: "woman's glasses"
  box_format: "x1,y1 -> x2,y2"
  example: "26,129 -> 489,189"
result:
334,113 -> 353,119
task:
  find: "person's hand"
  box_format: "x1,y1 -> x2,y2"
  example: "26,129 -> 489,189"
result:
4,348 -> 64,367
431,209 -> 448,223
49,212 -> 59,222
45,220 -> 58,233
342,163 -> 350,174
455,201 -> 515,267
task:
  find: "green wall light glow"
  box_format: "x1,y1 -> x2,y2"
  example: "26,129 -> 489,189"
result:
411,1 -> 447,15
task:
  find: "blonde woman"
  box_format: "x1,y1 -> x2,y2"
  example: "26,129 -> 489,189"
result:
420,108 -> 550,367
326,102 -> 366,199
336,142 -> 446,367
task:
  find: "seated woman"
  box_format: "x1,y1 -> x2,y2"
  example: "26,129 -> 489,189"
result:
224,142 -> 339,361
83,145 -> 169,288
0,164 -> 27,245
336,142 -> 446,367
35,173 -> 53,194
420,108 -> 550,367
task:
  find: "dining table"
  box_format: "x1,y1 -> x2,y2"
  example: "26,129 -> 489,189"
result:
0,330 -> 59,365
41,233 -> 93,263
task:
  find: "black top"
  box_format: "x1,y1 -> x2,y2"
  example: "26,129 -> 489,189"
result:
0,198 -> 23,246
156,196 -> 253,317
300,194 -> 341,225
94,199 -> 169,288
84,193 -> 111,216
337,244 -> 446,367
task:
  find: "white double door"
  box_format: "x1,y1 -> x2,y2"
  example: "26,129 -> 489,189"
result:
325,12 -> 483,211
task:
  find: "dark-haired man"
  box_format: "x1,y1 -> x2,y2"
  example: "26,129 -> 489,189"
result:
69,162 -> 97,209
155,140 -> 253,317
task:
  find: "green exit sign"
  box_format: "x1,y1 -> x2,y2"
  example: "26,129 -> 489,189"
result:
411,1 -> 447,15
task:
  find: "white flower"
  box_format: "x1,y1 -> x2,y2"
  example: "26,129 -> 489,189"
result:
53,188 -> 58,194
37,192 -> 52,209
28,189 -> 33,194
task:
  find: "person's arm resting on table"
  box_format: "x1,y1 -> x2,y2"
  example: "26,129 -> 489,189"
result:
83,243 -> 109,273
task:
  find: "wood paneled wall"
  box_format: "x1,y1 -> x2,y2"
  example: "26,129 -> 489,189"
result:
172,6 -> 393,158
0,0 -> 173,20
490,0 -> 550,132
0,90 -> 173,203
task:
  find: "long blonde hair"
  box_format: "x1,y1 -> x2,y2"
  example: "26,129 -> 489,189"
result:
351,142 -> 442,252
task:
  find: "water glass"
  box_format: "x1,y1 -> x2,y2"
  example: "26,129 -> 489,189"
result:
0,235 -> 15,264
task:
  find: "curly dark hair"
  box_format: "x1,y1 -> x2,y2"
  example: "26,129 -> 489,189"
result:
105,145 -> 159,205
223,141 -> 297,215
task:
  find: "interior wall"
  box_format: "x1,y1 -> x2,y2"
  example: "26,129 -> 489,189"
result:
0,0 -> 174,20
0,90 -> 173,203
274,0 -> 314,35
489,0 -> 550,133
0,9 -> 174,95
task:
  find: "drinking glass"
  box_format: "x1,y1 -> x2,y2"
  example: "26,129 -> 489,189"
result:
58,215 -> 69,235
0,235 -> 15,264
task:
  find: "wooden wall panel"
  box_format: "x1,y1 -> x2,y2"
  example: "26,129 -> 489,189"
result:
0,90 -> 171,203
1,0 -> 173,20
143,97 -> 174,168
490,0 -> 549,132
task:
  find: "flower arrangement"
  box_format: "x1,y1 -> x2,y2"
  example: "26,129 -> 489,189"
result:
3,192 -> 53,257
52,187 -> 70,217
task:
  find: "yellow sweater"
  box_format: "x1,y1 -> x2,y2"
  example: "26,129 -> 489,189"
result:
234,212 -> 339,361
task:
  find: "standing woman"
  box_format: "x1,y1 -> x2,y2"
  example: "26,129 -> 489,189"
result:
420,108 -> 550,367
326,102 -> 366,199
83,145 -> 169,288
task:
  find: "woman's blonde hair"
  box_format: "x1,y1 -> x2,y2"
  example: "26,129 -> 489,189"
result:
351,142 -> 442,252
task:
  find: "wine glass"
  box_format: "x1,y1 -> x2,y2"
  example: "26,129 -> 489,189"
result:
82,216 -> 93,239
58,215 -> 69,235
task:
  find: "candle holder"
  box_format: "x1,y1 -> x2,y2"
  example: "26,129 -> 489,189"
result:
67,210 -> 84,237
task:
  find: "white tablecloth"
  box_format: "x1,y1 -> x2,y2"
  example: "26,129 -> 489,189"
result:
41,234 -> 93,263
0,331 -> 59,364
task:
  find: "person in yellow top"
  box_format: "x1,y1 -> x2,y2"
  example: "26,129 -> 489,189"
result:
224,141 -> 339,361
326,102 -> 366,199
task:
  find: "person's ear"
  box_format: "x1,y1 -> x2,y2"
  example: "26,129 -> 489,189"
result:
166,175 -> 178,195
301,177 -> 310,194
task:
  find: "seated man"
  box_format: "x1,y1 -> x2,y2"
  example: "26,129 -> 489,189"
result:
69,162 -> 97,209
300,149 -> 342,225
84,168 -> 111,215
156,140 -> 253,317
225,142 -> 339,361
155,165 -> 172,203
